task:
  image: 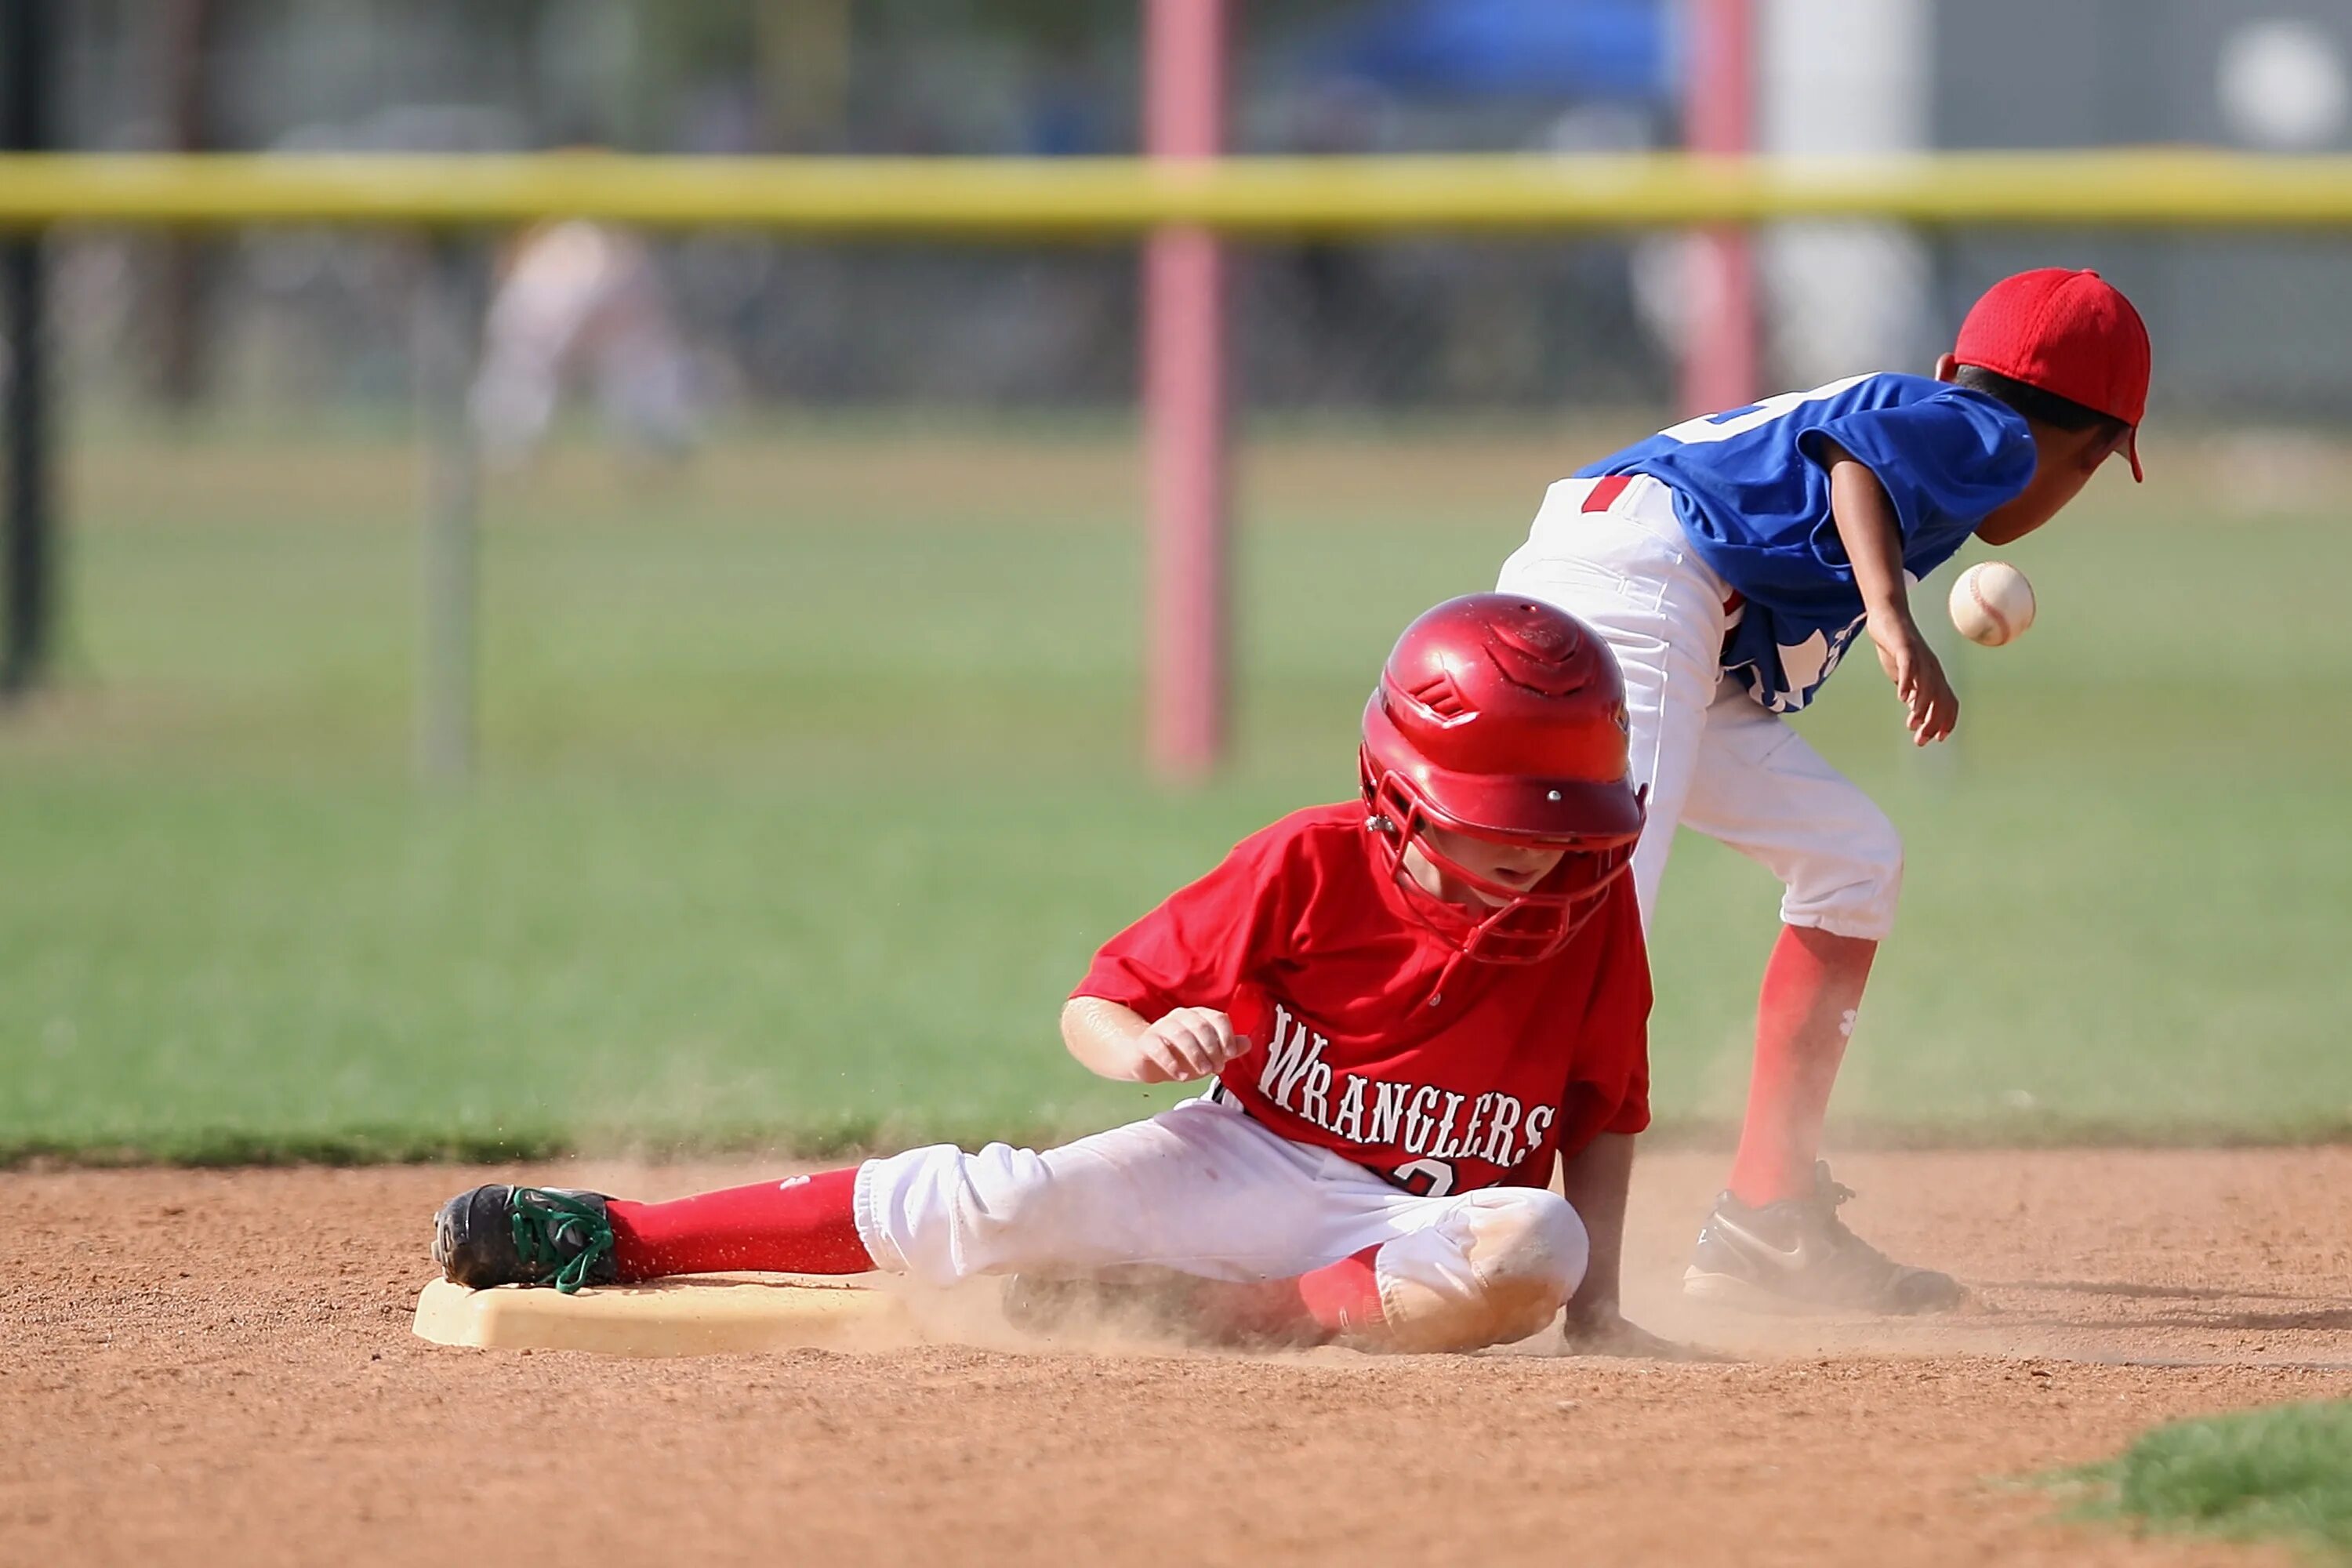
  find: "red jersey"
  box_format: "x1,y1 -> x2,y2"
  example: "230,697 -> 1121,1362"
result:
1073,803 -> 1650,1195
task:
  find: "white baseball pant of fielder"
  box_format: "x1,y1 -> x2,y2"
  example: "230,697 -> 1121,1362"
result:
1497,474 -> 1904,942
855,1094 -> 1588,1351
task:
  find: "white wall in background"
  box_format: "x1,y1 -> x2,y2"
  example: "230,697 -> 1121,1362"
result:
1759,0 -> 1933,386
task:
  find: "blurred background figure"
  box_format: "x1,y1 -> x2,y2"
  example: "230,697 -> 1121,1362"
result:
471,218 -> 699,469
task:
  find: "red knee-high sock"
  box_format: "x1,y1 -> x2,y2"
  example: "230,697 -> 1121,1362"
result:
1727,926 -> 1878,1207
606,1169 -> 874,1281
1191,1247 -> 1387,1344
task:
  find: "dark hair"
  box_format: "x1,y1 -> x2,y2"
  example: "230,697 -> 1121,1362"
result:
1953,364 -> 2127,440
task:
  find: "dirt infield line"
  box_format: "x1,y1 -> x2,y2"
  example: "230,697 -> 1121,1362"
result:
5,1149 -> 2347,1566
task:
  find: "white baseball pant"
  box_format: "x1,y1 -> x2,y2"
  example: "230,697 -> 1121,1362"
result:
1497,474 -> 1903,941
854,1094 -> 1588,1351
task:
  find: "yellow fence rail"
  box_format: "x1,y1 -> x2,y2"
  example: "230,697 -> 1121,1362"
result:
7,151 -> 2352,234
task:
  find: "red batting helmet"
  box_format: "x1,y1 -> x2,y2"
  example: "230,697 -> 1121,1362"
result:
1359,593 -> 1645,964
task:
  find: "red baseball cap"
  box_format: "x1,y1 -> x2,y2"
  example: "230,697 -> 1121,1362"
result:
1954,267 -> 2151,481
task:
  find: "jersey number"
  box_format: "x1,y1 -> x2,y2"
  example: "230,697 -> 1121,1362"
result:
1656,374 -> 1870,446
1392,1158 -> 1455,1198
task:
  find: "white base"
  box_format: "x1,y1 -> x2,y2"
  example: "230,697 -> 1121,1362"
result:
411,1273 -> 912,1356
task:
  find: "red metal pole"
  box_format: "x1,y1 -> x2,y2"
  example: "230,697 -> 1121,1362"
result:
1142,0 -> 1229,780
1682,0 -> 1758,416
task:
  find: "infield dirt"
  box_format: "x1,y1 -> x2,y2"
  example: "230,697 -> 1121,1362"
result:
7,1148 -> 2350,1567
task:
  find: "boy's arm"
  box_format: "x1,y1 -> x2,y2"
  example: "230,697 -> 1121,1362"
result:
1820,437 -> 1960,746
1061,996 -> 1252,1084
1557,1133 -> 1715,1360
1558,1131 -> 1635,1326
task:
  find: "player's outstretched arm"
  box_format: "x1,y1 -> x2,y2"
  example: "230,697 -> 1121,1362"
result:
1557,1133 -> 1719,1361
1060,996 -> 1252,1085
1821,438 -> 1960,746
1558,1132 -> 1635,1332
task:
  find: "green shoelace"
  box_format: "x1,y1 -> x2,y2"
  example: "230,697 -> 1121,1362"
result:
507,1188 -> 615,1295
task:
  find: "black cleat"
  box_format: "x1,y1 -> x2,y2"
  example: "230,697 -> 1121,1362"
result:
433,1185 -> 619,1294
1682,1162 -> 1966,1316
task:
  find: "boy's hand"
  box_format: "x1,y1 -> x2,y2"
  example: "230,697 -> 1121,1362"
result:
1869,614 -> 1959,746
1559,1304 -> 1727,1362
1127,1007 -> 1252,1083
1822,442 -> 1958,745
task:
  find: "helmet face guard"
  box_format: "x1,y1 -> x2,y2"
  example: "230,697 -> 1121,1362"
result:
1361,766 -> 1638,965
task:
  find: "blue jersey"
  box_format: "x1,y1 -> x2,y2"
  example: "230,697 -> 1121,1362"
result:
1577,373 -> 2035,711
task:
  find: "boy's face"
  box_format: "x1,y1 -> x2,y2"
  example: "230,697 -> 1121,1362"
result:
1403,822 -> 1569,910
1935,353 -> 2133,546
1973,421 -> 2130,545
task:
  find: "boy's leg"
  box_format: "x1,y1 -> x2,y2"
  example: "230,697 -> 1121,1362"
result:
436,1102 -> 1331,1294
1730,925 -> 1875,1206
437,1098 -> 1591,1352
1497,475 -> 1732,924
1675,690 -> 1962,1312
861,1098 -> 1588,1350
608,1169 -> 872,1276
1005,1184 -> 1585,1352
858,1098 -> 1363,1284
1351,1185 -> 1592,1351
430,1173 -> 873,1294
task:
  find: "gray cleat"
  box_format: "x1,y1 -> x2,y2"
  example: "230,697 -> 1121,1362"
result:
1683,1162 -> 1966,1316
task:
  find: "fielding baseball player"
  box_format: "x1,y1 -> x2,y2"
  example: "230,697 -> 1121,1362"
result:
434,594 -> 1675,1356
1497,267 -> 2151,1313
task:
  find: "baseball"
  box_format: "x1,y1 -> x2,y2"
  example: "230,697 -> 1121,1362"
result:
1948,561 -> 2036,646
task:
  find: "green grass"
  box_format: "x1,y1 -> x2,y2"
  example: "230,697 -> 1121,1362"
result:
2061,1403 -> 2352,1559
4,418 -> 2350,1161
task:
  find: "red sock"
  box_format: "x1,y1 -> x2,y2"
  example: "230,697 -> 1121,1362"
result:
1727,926 -> 1878,1207
1192,1247 -> 1387,1343
1294,1247 -> 1387,1334
606,1168 -> 874,1281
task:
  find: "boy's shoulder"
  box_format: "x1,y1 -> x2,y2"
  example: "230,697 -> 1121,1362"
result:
1825,368 -> 1939,404
1766,370 -> 2013,427
1211,800 -> 1372,891
1178,801 -> 1369,920
1808,374 -> 2038,488
1230,801 -> 1368,866
1841,371 -> 2031,428
1701,370 -> 1977,423
1584,372 -> 2022,479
